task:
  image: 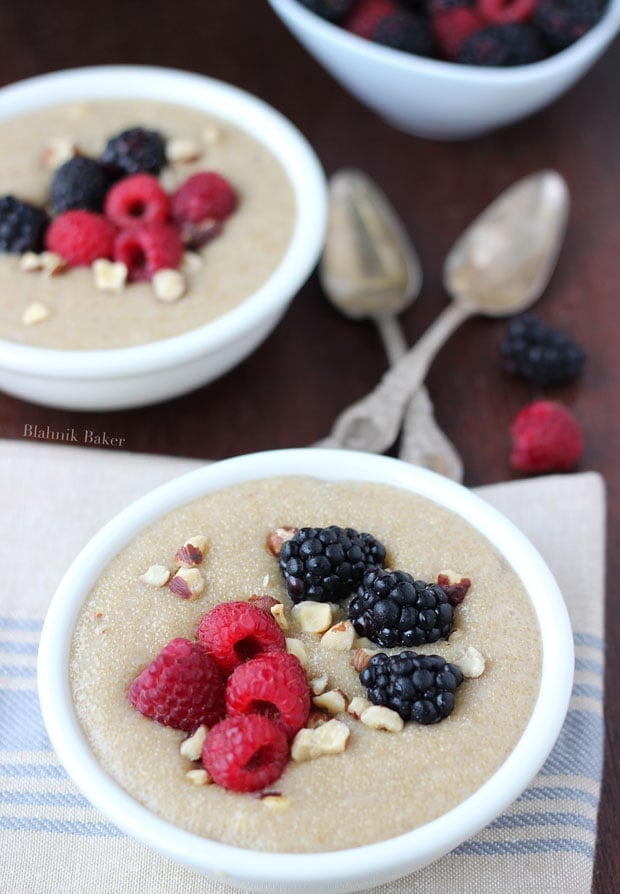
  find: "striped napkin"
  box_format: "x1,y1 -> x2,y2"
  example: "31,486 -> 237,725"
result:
0,440 -> 605,894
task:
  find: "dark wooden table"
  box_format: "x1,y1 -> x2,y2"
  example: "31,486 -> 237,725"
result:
1,1 -> 618,890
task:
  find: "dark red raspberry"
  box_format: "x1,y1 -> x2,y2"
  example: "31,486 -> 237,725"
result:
104,174 -> 170,229
343,0 -> 399,38
226,652 -> 310,739
198,601 -> 286,675
202,714 -> 290,792
45,210 -> 116,267
171,172 -> 237,226
128,637 -> 225,733
509,399 -> 584,473
477,0 -> 537,24
113,222 -> 183,281
432,7 -> 485,58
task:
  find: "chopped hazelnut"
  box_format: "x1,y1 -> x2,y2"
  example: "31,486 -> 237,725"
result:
351,648 -> 373,673
260,794 -> 290,811
180,724 -> 208,761
347,696 -> 372,719
169,567 -> 205,599
21,301 -> 51,326
266,526 -> 298,557
285,637 -> 308,668
92,259 -> 127,292
180,251 -> 203,275
320,620 -> 355,651
186,769 -> 211,785
166,137 -> 203,164
42,137 -> 78,171
270,602 -> 289,631
454,646 -> 486,678
291,719 -> 350,761
309,673 -> 329,696
437,570 -> 471,606
139,564 -> 171,588
360,705 -> 404,733
292,601 -> 333,634
152,268 -> 186,303
175,542 -> 205,567
312,689 -> 348,715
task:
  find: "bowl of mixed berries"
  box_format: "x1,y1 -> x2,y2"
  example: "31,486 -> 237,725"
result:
268,0 -> 620,138
0,66 -> 327,409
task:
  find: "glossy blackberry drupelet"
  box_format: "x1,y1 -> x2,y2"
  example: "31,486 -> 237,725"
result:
372,10 -> 436,54
349,567 -> 454,647
298,0 -> 358,18
101,127 -> 167,178
500,314 -> 586,386
534,0 -> 608,49
279,525 -> 386,603
50,157 -> 111,215
0,195 -> 49,253
456,22 -> 547,64
360,650 -> 464,723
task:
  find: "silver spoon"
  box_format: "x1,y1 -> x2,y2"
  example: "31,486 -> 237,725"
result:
321,170 -> 570,457
317,169 -> 464,480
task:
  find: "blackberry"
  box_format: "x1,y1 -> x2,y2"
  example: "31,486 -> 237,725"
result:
50,156 -> 111,215
349,567 -> 453,647
0,195 -> 49,254
372,10 -> 436,56
456,23 -> 547,65
360,651 -> 464,723
279,525 -> 386,603
298,0 -> 358,19
101,127 -> 167,178
533,0 -> 608,50
500,314 -> 586,386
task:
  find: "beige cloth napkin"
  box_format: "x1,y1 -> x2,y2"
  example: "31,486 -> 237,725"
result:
0,440 -> 605,893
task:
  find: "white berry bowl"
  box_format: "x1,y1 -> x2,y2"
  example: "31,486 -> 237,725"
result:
0,65 -> 327,410
38,448 -> 574,893
268,0 -> 620,139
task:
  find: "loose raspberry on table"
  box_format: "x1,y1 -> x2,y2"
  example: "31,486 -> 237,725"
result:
198,600 -> 287,675
104,173 -> 171,229
171,172 -> 237,226
128,637 -> 226,733
45,210 -> 116,267
113,222 -> 183,281
202,714 -> 290,792
225,651 -> 311,739
0,195 -> 49,254
509,399 -> 584,473
101,127 -> 167,178
342,0 -> 399,39
50,156 -> 111,215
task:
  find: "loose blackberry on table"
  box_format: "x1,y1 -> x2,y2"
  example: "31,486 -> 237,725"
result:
360,650 -> 464,723
278,525 -> 386,603
349,566 -> 454,647
500,313 -> 586,386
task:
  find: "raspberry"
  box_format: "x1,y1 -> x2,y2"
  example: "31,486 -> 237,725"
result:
509,399 -> 584,473
432,7 -> 485,58
0,195 -> 48,254
198,600 -> 286,675
171,172 -> 237,226
225,652 -> 310,739
202,714 -> 290,792
104,174 -> 170,229
477,0 -> 537,24
343,0 -> 399,38
50,156 -> 111,215
101,127 -> 167,178
128,637 -> 225,733
45,210 -> 116,267
113,222 -> 183,281
455,22 -> 547,64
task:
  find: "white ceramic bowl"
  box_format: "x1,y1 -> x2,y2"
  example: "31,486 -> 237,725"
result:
38,448 -> 574,894
268,0 -> 620,139
0,66 -> 327,410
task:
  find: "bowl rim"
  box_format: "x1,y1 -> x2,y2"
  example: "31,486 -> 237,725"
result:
0,65 -> 327,377
37,449 -> 574,889
268,0 -> 620,82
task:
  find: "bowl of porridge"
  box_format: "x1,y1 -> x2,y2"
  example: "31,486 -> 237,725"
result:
0,66 -> 327,409
38,449 -> 574,893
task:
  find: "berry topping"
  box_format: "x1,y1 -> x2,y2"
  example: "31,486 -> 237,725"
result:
128,637 -> 225,733
360,651 -> 464,723
50,156 -> 111,215
45,210 -> 116,267
101,127 -> 167,178
298,0 -> 358,19
202,714 -> 290,792
113,222 -> 183,282
278,525 -> 387,604
509,399 -> 584,473
198,600 -> 287,675
0,195 -> 49,254
500,314 -> 586,386
104,173 -> 171,229
478,0 -> 537,24
533,0 -> 606,49
225,651 -> 311,739
171,172 -> 237,225
343,0 -> 399,38
372,10 -> 436,55
455,22 -> 547,64
349,567 -> 454,647
432,7 -> 486,58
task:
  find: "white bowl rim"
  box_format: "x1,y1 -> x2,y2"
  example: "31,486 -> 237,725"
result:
0,65 -> 327,378
268,0 -> 620,82
38,449 -> 574,888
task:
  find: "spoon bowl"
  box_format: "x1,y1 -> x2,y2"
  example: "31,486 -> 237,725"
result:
322,170 -> 571,455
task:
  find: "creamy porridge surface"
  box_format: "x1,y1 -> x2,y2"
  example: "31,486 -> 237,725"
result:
70,477 -> 542,852
0,100 -> 295,349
